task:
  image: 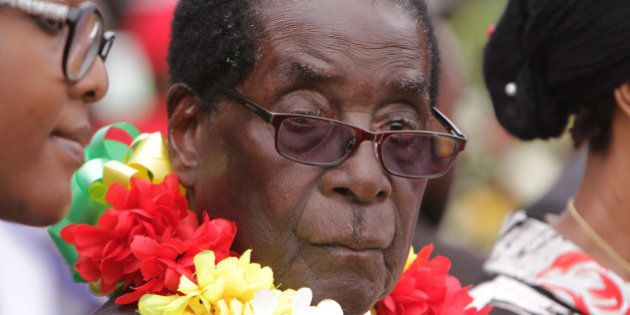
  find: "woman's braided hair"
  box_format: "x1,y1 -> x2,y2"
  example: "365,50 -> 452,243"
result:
484,0 -> 630,152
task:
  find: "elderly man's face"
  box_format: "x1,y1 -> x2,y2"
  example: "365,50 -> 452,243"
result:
170,0 -> 431,313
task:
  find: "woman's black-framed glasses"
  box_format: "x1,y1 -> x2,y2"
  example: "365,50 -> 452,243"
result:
219,87 -> 467,179
0,0 -> 115,82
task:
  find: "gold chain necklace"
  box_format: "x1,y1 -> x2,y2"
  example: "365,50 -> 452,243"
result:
567,199 -> 630,276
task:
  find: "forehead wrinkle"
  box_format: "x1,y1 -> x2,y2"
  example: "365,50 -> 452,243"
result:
261,6 -> 425,67
266,32 -> 424,86
262,36 -> 429,106
315,35 -> 428,96
282,28 -> 423,69
257,1 -> 431,101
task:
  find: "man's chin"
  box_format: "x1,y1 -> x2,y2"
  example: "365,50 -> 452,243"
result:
280,248 -> 395,314
319,279 -> 388,314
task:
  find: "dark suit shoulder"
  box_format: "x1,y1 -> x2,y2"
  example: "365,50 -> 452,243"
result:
91,298 -> 137,315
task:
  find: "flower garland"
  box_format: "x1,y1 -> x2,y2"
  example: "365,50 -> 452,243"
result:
376,246 -> 491,315
50,124 -> 491,315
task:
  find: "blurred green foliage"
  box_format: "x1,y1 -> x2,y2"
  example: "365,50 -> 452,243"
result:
447,0 -> 504,86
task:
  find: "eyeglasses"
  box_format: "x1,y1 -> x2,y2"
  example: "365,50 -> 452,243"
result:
0,0 -> 115,82
219,87 -> 467,179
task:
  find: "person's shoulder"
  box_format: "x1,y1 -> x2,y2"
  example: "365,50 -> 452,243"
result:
471,275 -> 579,315
90,298 -> 137,315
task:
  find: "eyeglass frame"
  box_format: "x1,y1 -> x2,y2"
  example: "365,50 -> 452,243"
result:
218,86 -> 468,179
0,0 -> 115,82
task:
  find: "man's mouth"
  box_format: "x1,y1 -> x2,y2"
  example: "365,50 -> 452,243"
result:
313,243 -> 383,257
311,240 -> 386,252
298,242 -> 386,274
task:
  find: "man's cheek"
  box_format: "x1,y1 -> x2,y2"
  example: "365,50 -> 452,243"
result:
397,182 -> 426,222
202,135 -> 230,178
261,168 -> 322,225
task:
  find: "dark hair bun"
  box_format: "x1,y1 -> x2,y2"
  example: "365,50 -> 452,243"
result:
484,0 -> 630,141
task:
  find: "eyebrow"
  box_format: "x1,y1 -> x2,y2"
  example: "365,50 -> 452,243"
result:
280,61 -> 338,86
392,78 -> 426,96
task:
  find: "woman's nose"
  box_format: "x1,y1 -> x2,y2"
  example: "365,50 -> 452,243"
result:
68,57 -> 109,103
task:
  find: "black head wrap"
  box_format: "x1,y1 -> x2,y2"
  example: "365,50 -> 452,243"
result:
484,0 -> 630,141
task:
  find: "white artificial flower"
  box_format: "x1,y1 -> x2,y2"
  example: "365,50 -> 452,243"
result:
252,288 -> 344,315
310,299 -> 344,315
291,288 -> 314,315
252,290 -> 281,315
293,288 -> 343,315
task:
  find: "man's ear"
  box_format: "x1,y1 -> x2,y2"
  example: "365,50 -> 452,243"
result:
614,83 -> 630,119
167,83 -> 200,188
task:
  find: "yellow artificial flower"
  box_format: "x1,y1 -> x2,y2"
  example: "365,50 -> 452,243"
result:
139,250 -> 274,315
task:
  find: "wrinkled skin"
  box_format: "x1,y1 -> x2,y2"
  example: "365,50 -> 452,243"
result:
169,1 -> 432,314
0,0 -> 108,226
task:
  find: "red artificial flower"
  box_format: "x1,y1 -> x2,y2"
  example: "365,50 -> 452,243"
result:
61,174 -> 237,304
116,214 -> 237,304
376,245 -> 492,315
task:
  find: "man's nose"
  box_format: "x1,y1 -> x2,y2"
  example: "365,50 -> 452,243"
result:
320,140 -> 392,204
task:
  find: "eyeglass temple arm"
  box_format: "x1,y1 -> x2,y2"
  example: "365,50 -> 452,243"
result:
432,107 -> 466,139
218,86 -> 274,123
99,32 -> 116,60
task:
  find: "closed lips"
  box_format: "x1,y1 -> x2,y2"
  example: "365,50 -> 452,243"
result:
51,126 -> 90,165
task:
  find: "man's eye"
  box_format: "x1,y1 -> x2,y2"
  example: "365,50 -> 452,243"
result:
387,119 -> 418,131
34,17 -> 64,34
292,108 -> 322,117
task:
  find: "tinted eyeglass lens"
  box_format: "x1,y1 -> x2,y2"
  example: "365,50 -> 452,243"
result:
66,11 -> 104,80
381,133 -> 457,178
277,116 -> 356,165
276,116 -> 460,177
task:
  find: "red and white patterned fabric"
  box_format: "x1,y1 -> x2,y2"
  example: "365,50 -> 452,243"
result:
471,211 -> 630,315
